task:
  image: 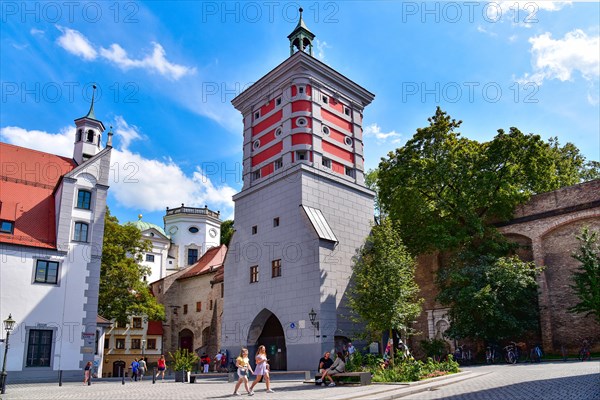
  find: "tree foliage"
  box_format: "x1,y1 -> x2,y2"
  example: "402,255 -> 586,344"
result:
349,218 -> 423,337
220,220 -> 234,246
378,107 -> 589,256
569,227 -> 600,323
436,255 -> 542,342
99,208 -> 165,325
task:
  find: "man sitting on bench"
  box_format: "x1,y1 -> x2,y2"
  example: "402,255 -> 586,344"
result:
316,352 -> 345,387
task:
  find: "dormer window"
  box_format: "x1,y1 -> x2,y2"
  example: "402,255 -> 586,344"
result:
0,221 -> 14,234
86,130 -> 94,142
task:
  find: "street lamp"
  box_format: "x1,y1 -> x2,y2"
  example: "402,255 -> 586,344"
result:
141,339 -> 146,361
1,314 -> 16,394
308,308 -> 319,331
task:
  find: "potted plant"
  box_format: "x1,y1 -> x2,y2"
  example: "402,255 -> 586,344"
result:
170,348 -> 199,382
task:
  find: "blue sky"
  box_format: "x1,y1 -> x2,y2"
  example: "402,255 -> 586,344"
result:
1,1 -> 599,228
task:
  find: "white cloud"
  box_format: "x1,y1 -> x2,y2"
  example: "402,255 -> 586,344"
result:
315,39 -> 330,61
99,42 -> 196,80
518,29 -> 599,85
363,123 -> 402,144
477,25 -> 498,37
113,116 -> 144,151
56,25 -> 97,60
0,122 -> 235,213
30,28 -> 44,36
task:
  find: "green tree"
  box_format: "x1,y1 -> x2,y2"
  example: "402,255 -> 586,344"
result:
348,218 -> 423,361
436,255 -> 542,342
378,107 -> 588,256
569,227 -> 600,323
220,220 -> 234,246
364,168 -> 381,218
99,208 -> 165,325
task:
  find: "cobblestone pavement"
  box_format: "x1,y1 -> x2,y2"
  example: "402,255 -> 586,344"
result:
401,361 -> 600,400
0,361 -> 598,400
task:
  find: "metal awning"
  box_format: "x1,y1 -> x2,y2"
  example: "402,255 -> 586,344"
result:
300,205 -> 338,243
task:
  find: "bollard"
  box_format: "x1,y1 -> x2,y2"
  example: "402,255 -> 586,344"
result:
58,370 -> 63,386
121,367 -> 124,385
152,367 -> 156,384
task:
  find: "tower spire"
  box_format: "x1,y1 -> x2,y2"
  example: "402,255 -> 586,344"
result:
85,84 -> 97,120
287,7 -> 315,56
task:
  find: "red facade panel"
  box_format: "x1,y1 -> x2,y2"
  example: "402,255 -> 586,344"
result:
260,99 -> 276,116
261,163 -> 274,177
331,160 -> 345,174
292,100 -> 311,113
291,133 -> 312,146
252,110 -> 282,136
258,129 -> 277,147
322,141 -> 354,163
322,109 -> 352,132
251,142 -> 283,166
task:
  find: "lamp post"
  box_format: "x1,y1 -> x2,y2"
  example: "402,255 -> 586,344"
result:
308,308 -> 319,331
141,339 -> 146,361
1,314 -> 16,394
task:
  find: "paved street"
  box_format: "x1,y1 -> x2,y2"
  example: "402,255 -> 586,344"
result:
1,361 -> 598,400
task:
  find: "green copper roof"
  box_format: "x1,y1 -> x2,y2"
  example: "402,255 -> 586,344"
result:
127,215 -> 169,238
287,7 -> 315,39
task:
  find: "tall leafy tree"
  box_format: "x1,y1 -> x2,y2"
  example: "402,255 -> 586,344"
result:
349,218 -> 423,361
378,107 -> 589,256
220,220 -> 234,246
436,255 -> 542,342
99,208 -> 165,325
569,227 -> 600,323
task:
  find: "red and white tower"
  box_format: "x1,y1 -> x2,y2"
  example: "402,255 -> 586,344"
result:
222,9 -> 375,370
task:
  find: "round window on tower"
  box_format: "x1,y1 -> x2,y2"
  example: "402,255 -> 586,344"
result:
322,126 -> 330,136
209,228 -> 218,238
344,136 -> 353,146
253,140 -> 261,150
275,127 -> 282,137
296,117 -> 307,127
188,226 -> 199,233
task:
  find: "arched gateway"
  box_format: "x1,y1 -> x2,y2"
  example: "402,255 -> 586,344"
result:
247,309 -> 287,370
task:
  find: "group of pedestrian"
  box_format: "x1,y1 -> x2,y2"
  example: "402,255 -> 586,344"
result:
129,357 -> 147,381
233,345 -> 275,396
316,351 -> 346,387
214,350 -> 228,372
200,354 -> 211,373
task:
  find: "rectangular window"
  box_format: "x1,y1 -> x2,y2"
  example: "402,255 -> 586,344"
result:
252,170 -> 261,181
274,158 -> 283,170
34,260 -> 59,284
147,338 -> 157,350
250,265 -> 259,283
196,301 -> 202,312
0,220 -> 14,234
272,259 -> 282,278
254,111 -> 260,120
26,329 -> 53,367
145,254 -> 155,262
132,317 -> 142,329
104,338 -> 110,349
298,86 -> 304,94
252,225 -> 257,235
276,97 -> 282,106
273,217 -> 279,227
209,299 -> 213,311
221,283 -> 224,298
183,304 -> 188,314
116,338 -> 125,349
322,158 -> 331,169
344,106 -> 350,116
187,249 -> 198,265
345,167 -> 355,178
74,222 -> 89,242
296,150 -> 307,161
131,338 -> 141,349
322,95 -> 328,104
76,190 -> 92,209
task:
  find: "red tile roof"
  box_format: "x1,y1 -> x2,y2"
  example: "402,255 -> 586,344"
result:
147,320 -> 164,335
0,143 -> 76,249
177,245 -> 227,281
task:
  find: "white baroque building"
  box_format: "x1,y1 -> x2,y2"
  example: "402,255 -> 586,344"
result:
0,95 -> 113,382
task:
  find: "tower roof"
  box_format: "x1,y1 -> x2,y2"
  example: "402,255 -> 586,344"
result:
287,7 -> 314,39
287,7 -> 315,56
74,84 -> 105,130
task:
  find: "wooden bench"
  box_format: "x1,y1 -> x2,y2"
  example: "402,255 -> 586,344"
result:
315,371 -> 371,385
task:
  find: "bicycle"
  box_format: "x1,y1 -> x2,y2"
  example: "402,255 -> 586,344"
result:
530,344 -> 543,363
504,342 -> 518,364
578,340 -> 591,361
454,345 -> 473,366
486,344 -> 500,364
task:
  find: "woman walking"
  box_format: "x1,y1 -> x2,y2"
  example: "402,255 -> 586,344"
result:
232,348 -> 254,396
249,345 -> 274,394
156,354 -> 167,381
83,361 -> 92,385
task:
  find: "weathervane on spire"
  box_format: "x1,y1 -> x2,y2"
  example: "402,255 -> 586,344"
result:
85,84 -> 98,120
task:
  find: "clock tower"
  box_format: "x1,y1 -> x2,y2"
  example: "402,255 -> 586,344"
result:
221,9 -> 375,370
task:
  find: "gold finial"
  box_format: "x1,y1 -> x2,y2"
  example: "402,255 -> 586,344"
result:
138,214 -> 143,220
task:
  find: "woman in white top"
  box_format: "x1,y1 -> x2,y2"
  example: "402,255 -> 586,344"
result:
249,345 -> 274,394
